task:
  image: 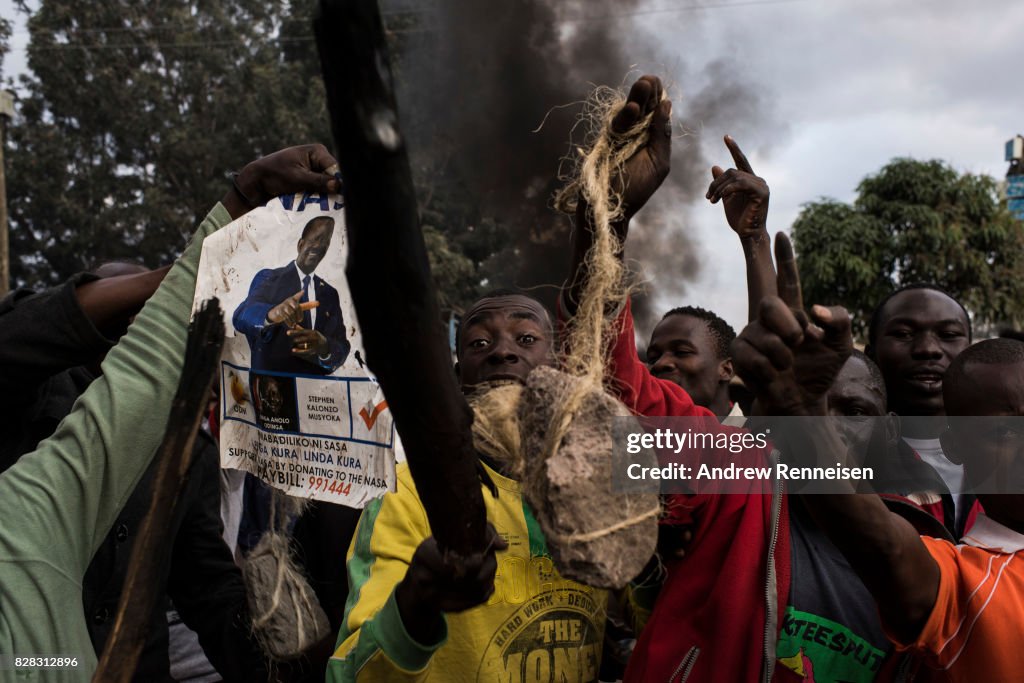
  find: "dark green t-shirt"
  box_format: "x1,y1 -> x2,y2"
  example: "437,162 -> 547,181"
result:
776,500 -> 891,682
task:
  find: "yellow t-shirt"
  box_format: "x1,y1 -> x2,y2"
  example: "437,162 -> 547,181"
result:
328,462 -> 608,682
895,514 -> 1024,681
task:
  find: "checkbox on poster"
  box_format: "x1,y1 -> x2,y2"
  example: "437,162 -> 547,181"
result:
359,399 -> 389,430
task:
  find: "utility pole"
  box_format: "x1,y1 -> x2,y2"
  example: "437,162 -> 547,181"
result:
0,89 -> 14,296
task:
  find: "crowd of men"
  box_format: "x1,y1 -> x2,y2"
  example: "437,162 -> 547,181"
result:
1,74 -> 1020,683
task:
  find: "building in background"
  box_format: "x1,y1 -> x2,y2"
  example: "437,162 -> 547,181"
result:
1007,135 -> 1024,220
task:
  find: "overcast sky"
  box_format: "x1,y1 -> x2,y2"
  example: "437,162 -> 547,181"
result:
623,0 -> 1024,334
2,0 -> 1021,335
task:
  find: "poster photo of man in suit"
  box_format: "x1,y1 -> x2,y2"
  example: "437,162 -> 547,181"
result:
232,215 -> 351,375
249,373 -> 301,432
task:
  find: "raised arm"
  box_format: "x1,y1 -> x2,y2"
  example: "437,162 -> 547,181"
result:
731,234 -> 940,643
0,267 -> 169,399
564,75 -> 672,314
75,266 -> 172,338
562,76 -> 713,419
799,466 -> 939,642
0,264 -> 173,392
705,135 -> 775,321
0,144 -> 341,576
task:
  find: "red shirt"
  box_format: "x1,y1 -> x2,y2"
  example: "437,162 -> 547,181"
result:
583,301 -> 790,683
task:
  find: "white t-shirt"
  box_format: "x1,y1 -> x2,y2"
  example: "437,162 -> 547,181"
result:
904,436 -> 967,526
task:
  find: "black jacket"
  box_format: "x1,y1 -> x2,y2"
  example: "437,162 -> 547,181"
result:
0,276 -> 267,682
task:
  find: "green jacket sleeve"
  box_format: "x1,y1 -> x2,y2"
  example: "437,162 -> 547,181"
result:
0,204 -> 232,577
327,473 -> 447,682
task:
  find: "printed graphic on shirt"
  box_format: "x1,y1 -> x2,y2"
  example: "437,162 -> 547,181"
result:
776,608 -> 886,682
477,587 -> 604,683
476,509 -> 605,683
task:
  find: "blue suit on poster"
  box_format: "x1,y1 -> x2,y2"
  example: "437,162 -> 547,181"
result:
232,216 -> 351,375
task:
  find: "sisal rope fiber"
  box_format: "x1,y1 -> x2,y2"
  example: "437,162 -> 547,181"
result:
467,84 -> 664,579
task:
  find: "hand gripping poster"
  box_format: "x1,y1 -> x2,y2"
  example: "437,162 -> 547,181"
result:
192,192 -> 396,506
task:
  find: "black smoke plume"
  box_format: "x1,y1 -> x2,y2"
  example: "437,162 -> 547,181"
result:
384,0 -> 771,333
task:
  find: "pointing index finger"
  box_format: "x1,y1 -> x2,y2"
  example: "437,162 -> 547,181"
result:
724,135 -> 754,174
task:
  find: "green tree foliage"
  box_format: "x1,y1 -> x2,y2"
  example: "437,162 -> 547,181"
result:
792,158 -> 1024,338
0,16 -> 10,74
7,0 -> 335,286
5,1 -> 500,310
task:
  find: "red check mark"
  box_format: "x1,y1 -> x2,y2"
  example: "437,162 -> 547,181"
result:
358,400 -> 389,430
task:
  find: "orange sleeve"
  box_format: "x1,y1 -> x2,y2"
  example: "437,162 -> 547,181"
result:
891,538 -> 1009,671
897,538 -> 964,664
